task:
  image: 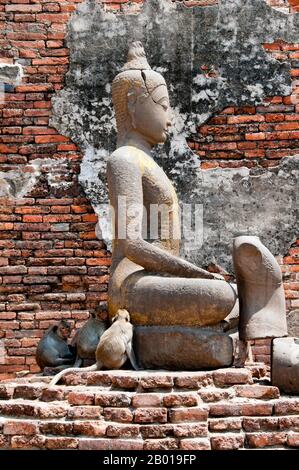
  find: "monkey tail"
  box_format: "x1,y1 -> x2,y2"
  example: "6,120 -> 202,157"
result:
49,363 -> 97,387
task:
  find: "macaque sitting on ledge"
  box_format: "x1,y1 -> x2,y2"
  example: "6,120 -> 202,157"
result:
36,320 -> 76,375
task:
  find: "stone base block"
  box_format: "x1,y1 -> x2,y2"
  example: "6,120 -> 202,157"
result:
272,337 -> 299,394
134,326 -> 233,370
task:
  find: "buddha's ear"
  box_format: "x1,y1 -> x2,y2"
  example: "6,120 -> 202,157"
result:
127,88 -> 137,128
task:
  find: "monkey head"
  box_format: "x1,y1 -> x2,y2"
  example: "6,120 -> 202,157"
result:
112,309 -> 131,323
56,320 -> 72,341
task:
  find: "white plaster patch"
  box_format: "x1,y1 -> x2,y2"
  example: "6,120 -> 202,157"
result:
0,63 -> 23,85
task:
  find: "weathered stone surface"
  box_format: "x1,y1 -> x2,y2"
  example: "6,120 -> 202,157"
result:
51,0 -> 299,269
272,337 -> 299,394
0,63 -> 23,85
135,326 -> 233,369
233,236 -> 288,340
287,310 -> 299,337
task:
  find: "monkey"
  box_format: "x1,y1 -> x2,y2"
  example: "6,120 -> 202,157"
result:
49,309 -> 139,386
36,320 -> 76,375
71,307 -> 108,367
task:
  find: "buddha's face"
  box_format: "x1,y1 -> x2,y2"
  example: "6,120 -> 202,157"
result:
131,80 -> 171,146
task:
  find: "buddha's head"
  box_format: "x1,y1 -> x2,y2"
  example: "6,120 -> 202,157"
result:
112,42 -> 171,147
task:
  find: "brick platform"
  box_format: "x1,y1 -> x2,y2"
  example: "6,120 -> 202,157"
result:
0,364 -> 298,450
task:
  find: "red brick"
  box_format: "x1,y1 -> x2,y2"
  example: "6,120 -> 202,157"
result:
95,392 -> 131,407
275,399 -> 299,415
169,406 -> 209,423
103,408 -> 133,423
78,439 -> 143,450
132,394 -> 162,408
174,373 -> 213,389
227,115 -> 264,124
163,393 -> 199,407
134,408 -> 167,424
3,420 -> 37,436
45,438 -> 78,450
279,416 -> 299,431
35,135 -> 69,144
68,391 -> 95,405
243,417 -> 279,432
245,132 -> 266,140
209,417 -> 242,431
73,421 -> 106,437
11,435 -> 45,449
246,432 -> 287,448
68,406 -> 102,420
210,402 -> 273,417
39,422 -> 73,435
211,434 -> 244,450
173,423 -> 208,437
106,424 -> 140,438
234,385 -> 279,399
180,438 -> 211,450
287,432 -> 299,448
199,388 -> 234,402
144,438 -> 178,450
213,368 -> 252,386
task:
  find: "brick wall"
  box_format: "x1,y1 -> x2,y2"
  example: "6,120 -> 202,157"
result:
0,1 -> 298,378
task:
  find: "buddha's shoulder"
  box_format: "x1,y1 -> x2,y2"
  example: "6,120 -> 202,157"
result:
108,146 -> 151,169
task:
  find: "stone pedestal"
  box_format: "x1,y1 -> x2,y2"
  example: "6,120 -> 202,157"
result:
134,326 -> 233,370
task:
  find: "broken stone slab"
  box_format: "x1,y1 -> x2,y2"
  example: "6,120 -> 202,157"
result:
233,236 -> 288,340
0,63 -> 23,85
272,337 -> 299,395
134,326 -> 233,370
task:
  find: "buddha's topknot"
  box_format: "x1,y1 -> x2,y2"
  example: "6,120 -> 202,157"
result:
122,41 -> 151,71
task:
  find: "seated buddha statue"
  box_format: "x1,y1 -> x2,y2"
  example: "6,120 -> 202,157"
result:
106,42 -> 287,370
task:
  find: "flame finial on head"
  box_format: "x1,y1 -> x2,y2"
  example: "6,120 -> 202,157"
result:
122,41 -> 151,71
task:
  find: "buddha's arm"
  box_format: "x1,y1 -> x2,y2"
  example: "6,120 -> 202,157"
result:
107,155 -> 218,280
